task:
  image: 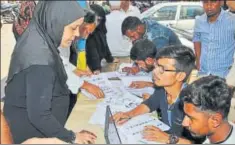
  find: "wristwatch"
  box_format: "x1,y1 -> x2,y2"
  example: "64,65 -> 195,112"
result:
169,134 -> 179,144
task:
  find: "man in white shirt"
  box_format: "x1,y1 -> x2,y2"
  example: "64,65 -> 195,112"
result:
120,0 -> 141,18
181,76 -> 235,144
106,1 -> 140,57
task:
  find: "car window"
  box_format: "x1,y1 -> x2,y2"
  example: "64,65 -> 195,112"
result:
180,5 -> 204,20
152,6 -> 177,21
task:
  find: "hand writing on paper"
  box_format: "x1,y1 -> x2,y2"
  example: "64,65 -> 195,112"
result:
81,81 -> 104,99
143,126 -> 169,143
129,81 -> 154,89
113,112 -> 131,125
122,67 -> 140,75
73,69 -> 92,77
76,130 -> 97,144
142,93 -> 151,101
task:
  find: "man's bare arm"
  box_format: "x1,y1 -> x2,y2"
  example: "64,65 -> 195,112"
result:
194,42 -> 201,70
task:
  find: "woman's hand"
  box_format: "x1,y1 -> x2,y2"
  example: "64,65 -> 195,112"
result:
75,130 -> 97,144
81,81 -> 104,99
73,69 -> 92,77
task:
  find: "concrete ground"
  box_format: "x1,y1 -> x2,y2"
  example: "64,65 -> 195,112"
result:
0,23 -> 234,121
1,24 -> 15,98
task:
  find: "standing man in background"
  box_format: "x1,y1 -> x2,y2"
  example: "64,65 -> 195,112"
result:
193,0 -> 235,78
106,1 -> 131,56
120,0 -> 141,18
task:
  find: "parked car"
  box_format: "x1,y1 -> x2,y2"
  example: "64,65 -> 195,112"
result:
141,2 -> 204,30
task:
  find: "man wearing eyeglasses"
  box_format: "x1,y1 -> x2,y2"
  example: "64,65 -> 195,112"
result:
113,45 -> 198,144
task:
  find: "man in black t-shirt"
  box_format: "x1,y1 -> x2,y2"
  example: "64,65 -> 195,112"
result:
113,45 -> 196,144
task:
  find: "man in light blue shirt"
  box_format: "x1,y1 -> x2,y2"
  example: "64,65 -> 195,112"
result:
193,0 -> 235,78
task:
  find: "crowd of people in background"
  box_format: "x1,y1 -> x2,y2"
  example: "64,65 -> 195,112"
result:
1,0 -> 235,144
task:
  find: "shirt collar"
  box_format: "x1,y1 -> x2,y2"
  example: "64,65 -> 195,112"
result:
121,5 -> 135,13
204,8 -> 225,23
217,8 -> 225,22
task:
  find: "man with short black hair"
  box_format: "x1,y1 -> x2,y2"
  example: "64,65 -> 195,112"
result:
121,16 -> 181,50
181,75 -> 235,144
124,39 -> 156,89
113,45 -> 196,144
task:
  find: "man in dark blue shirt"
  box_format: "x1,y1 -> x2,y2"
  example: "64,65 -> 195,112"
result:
113,45 -> 196,144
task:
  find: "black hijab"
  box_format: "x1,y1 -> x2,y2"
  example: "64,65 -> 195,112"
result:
7,1 -> 86,88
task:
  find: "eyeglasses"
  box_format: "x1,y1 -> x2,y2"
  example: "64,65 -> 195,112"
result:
154,63 -> 181,74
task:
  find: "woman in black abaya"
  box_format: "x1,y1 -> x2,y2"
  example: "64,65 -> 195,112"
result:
3,1 -> 100,144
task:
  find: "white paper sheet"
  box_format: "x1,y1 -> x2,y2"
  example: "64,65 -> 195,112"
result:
89,92 -> 142,126
118,114 -> 170,144
120,76 -> 153,87
81,74 -> 122,99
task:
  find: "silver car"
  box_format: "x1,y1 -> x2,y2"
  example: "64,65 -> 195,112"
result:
141,1 -> 204,30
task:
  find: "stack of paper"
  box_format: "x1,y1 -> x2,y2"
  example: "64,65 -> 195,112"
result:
119,114 -> 169,143
118,114 -> 170,144
81,74 -> 122,100
89,91 -> 143,126
85,71 -> 170,144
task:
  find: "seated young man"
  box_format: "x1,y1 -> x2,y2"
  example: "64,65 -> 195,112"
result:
113,45 -> 196,144
181,75 -> 235,144
122,39 -> 156,89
